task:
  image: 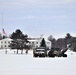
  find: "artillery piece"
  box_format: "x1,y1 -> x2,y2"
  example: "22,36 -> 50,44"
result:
48,47 -> 69,57
48,44 -> 72,57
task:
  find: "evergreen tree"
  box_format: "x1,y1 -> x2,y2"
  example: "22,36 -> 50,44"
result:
10,29 -> 30,54
48,35 -> 56,48
40,38 -> 46,47
65,33 -> 72,48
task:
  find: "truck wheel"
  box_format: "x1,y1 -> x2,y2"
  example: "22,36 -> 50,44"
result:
33,54 -> 37,57
41,54 -> 45,57
49,54 -> 55,57
63,54 -> 67,57
39,55 -> 42,57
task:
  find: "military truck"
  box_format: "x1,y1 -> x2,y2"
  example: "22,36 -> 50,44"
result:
33,47 -> 47,57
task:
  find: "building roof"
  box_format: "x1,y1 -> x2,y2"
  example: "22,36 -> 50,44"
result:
28,37 -> 51,42
0,38 -> 12,41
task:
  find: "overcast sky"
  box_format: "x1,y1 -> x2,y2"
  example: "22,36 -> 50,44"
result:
0,0 -> 76,38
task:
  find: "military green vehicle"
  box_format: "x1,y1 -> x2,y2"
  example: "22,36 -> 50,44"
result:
33,47 -> 47,57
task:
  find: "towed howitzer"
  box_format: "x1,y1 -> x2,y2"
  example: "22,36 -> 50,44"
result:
48,47 -> 69,57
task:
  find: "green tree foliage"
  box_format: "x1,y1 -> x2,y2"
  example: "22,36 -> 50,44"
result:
66,33 -> 72,39
10,29 -> 28,40
40,38 -> 46,47
48,33 -> 76,52
65,33 -> 72,44
70,37 -> 76,51
56,38 -> 65,49
48,35 -> 56,48
10,29 -> 30,54
48,35 -> 53,41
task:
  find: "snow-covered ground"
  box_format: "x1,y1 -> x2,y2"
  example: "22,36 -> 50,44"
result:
0,49 -> 76,75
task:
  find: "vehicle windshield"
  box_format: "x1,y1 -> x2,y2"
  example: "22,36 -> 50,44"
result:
36,49 -> 45,51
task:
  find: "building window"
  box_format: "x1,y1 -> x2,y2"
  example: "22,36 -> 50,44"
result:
8,41 -> 10,44
1,41 -> 3,43
5,41 -> 6,43
5,45 -> 6,47
36,42 -> 38,44
32,42 -> 34,44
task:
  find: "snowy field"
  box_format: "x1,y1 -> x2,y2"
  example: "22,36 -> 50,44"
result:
0,49 -> 76,75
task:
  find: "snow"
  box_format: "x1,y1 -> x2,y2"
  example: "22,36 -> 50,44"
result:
0,49 -> 76,75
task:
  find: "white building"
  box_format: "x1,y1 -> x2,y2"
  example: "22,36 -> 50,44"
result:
29,38 -> 51,49
0,38 -> 12,49
0,37 -> 51,49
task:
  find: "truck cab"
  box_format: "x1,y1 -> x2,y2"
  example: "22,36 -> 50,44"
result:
33,47 -> 47,57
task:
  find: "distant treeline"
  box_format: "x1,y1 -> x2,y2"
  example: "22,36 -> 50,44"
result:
48,33 -> 76,52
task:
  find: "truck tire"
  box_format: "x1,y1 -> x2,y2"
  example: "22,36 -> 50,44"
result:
48,54 -> 55,57
63,54 -> 67,57
33,54 -> 37,57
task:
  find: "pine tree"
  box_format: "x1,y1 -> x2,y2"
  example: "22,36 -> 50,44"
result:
40,38 -> 46,47
10,29 -> 29,54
